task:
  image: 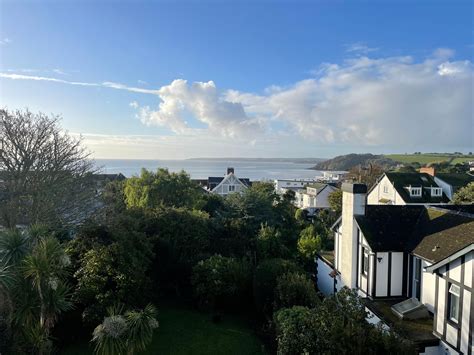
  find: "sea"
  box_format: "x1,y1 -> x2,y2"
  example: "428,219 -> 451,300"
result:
95,159 -> 322,181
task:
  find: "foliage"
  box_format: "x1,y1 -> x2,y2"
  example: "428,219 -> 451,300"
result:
274,288 -> 415,354
92,303 -> 158,355
0,109 -> 96,227
274,272 -> 318,310
253,259 -> 302,316
123,168 -> 203,209
297,226 -> 322,261
0,227 -> 73,354
274,306 -> 320,355
256,224 -> 290,260
328,189 -> 343,214
191,255 -> 252,311
452,182 -> 474,204
70,224 -> 153,325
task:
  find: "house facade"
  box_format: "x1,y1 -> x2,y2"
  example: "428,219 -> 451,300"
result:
197,168 -> 251,196
318,183 -> 473,354
294,183 -> 338,211
367,172 -> 450,205
274,178 -> 316,194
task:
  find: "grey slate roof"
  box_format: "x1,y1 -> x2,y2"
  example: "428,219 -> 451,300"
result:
355,205 -> 474,264
384,172 -> 450,203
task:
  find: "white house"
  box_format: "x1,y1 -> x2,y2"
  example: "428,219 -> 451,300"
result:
367,172 -> 450,205
316,170 -> 347,183
294,183 -> 338,212
208,168 -> 251,196
274,178 -> 316,194
317,183 -> 473,354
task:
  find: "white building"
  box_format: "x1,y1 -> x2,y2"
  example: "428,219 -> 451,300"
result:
274,178 -> 317,194
207,168 -> 251,196
316,171 -> 347,183
317,183 -> 473,354
367,172 -> 449,205
294,183 -> 338,212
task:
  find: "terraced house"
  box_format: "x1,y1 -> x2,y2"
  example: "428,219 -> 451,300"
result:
316,183 -> 473,354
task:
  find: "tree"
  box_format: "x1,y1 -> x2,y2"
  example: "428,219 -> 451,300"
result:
0,109 -> 96,227
70,224 -> 153,325
274,272 -> 318,310
452,182 -> 474,204
274,288 -> 415,354
328,189 -> 343,214
256,224 -> 290,260
0,227 -> 73,354
253,259 -> 302,316
123,168 -> 203,209
191,255 -> 252,311
92,303 -> 158,355
297,226 -> 321,261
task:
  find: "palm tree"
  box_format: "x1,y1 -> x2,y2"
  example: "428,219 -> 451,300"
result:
92,303 -> 159,355
0,227 -> 73,354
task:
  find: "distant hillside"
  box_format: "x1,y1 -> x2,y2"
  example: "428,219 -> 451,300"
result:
311,154 -> 397,171
188,157 -> 326,164
386,153 -> 474,165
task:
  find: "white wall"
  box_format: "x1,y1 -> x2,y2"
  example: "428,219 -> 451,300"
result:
317,257 -> 336,296
434,176 -> 454,200
375,252 -> 389,297
367,175 -> 405,205
421,260 -> 436,312
460,288 -> 471,354
390,252 -> 404,296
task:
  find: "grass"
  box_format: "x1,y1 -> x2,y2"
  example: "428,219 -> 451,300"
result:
61,305 -> 266,355
386,154 -> 474,165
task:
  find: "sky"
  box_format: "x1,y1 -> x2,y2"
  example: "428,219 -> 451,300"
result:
0,0 -> 473,159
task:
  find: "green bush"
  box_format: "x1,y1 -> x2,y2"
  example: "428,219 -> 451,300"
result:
253,259 -> 301,316
191,255 -> 252,311
297,226 -> 321,261
256,224 -> 290,260
274,306 -> 320,355
274,272 -> 318,310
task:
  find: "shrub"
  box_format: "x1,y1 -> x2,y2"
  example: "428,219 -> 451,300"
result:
253,259 -> 301,316
274,306 -> 320,355
256,224 -> 290,260
191,255 -> 252,311
297,226 -> 321,261
274,272 -> 318,310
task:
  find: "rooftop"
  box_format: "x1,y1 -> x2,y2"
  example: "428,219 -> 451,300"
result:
384,172 -> 450,203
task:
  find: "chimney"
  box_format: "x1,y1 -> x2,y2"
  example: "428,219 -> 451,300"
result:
227,167 -> 235,175
420,166 -> 435,176
340,183 -> 367,289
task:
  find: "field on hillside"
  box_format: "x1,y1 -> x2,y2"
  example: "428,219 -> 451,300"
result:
386,154 -> 474,165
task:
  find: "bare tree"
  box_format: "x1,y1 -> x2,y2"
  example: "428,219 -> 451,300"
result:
0,109 -> 97,227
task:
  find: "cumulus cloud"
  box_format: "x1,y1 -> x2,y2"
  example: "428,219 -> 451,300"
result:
225,52 -> 473,148
137,79 -> 264,137
345,42 -> 379,54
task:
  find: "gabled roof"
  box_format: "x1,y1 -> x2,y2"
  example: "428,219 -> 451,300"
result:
384,172 -> 449,203
211,173 -> 249,192
355,205 -> 425,252
354,205 -> 474,264
412,207 -> 474,263
435,173 -> 474,192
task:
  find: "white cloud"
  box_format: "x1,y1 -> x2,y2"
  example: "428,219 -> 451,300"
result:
345,42 -> 379,54
136,79 -> 265,138
0,38 -> 11,45
129,101 -> 139,109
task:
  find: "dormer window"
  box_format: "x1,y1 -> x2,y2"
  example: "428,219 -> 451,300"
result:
431,187 -> 442,197
409,187 -> 422,197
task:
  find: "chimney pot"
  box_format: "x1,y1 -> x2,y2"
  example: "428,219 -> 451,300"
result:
227,167 -> 235,175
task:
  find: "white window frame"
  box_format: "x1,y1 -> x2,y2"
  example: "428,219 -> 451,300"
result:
362,248 -> 369,275
431,187 -> 442,197
448,284 -> 460,323
383,185 -> 389,193
409,187 -> 422,197
228,185 -> 235,192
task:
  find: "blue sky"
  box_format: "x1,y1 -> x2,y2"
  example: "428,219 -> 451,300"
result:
1,0 -> 473,159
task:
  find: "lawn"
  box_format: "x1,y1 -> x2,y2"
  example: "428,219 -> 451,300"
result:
386,154 -> 474,165
61,305 -> 266,355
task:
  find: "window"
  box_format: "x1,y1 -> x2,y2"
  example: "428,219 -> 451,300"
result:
228,185 -> 235,192
448,284 -> 460,323
362,248 -> 369,275
383,185 -> 389,193
409,187 -> 422,197
413,258 -> 421,300
431,187 -> 442,197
